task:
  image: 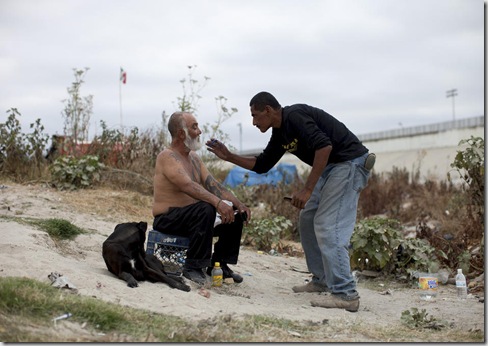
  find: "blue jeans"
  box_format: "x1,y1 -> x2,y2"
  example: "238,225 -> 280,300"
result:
298,153 -> 370,299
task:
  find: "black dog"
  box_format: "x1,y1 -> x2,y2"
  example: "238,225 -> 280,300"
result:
102,221 -> 190,292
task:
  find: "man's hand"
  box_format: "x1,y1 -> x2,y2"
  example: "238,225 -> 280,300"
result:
216,200 -> 235,224
206,138 -> 231,161
288,189 -> 313,210
237,204 -> 251,225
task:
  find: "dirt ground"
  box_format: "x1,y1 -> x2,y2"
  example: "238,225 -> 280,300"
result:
0,182 -> 484,340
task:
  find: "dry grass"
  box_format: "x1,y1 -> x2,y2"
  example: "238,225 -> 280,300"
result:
57,186 -> 154,223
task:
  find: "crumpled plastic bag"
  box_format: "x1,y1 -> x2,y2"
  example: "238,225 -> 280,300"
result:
48,272 -> 78,291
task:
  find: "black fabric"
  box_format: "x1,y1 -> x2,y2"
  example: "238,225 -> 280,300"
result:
252,104 -> 369,174
153,201 -> 244,269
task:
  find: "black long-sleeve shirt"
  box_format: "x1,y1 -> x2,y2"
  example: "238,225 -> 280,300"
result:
252,104 -> 368,174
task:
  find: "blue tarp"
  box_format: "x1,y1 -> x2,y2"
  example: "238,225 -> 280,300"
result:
223,163 -> 298,187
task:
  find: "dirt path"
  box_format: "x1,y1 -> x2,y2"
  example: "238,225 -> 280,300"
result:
0,183 -> 484,337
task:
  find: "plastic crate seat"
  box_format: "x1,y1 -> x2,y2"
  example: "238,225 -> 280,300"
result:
146,230 -> 189,275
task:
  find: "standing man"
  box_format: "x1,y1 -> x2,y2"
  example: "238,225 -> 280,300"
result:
206,92 -> 374,312
153,111 -> 251,286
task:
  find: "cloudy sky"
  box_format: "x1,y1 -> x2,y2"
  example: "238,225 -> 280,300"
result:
0,0 -> 484,152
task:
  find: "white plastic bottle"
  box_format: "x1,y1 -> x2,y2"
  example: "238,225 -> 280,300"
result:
455,268 -> 467,299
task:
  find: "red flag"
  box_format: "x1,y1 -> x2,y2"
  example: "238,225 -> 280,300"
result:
120,67 -> 127,84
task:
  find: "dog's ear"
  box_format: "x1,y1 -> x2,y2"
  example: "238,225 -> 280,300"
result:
138,222 -> 148,232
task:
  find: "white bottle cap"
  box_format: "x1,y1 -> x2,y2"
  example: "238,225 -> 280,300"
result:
457,268 -> 462,274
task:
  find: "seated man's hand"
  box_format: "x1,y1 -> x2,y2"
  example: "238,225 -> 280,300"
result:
237,204 -> 251,225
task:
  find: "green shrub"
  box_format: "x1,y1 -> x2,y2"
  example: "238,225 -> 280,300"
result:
243,215 -> 293,252
449,136 -> 484,241
50,155 -> 104,190
350,217 -> 403,272
350,217 -> 440,274
396,237 -> 442,275
0,108 -> 49,180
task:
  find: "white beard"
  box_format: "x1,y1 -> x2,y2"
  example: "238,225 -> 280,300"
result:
183,129 -> 202,151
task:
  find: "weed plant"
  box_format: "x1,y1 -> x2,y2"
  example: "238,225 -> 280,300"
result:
34,218 -> 85,240
350,217 -> 442,275
50,155 -> 104,190
1,215 -> 111,246
0,108 -> 49,181
400,308 -> 448,330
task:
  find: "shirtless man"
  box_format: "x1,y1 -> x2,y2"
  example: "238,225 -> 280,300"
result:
152,111 -> 251,285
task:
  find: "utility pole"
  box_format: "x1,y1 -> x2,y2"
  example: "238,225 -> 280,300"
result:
446,88 -> 458,121
237,123 -> 242,154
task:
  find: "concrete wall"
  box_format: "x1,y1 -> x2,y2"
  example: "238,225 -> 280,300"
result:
363,126 -> 484,183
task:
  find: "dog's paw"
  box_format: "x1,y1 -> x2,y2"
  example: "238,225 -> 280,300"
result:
170,278 -> 191,292
127,279 -> 139,288
177,283 -> 191,292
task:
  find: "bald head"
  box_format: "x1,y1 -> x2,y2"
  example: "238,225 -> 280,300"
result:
168,112 -> 191,138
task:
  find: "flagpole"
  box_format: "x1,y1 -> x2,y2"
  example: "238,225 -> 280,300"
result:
119,69 -> 123,131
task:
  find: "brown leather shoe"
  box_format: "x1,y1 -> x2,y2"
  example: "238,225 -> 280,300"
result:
310,294 -> 360,312
292,281 -> 329,293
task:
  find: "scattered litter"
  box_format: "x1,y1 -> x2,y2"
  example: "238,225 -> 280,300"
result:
379,289 -> 393,295
287,330 -> 301,338
198,287 -> 210,298
48,272 -> 78,291
437,269 -> 449,284
52,312 -> 72,325
96,281 -> 103,289
269,249 -> 277,256
243,272 -> 253,276
257,251 -> 264,255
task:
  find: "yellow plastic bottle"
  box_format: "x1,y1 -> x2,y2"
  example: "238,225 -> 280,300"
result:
211,262 -> 223,287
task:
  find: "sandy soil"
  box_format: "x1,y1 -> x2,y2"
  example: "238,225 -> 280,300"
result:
0,183 -> 484,337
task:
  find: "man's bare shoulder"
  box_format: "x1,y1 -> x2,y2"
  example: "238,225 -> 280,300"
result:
157,148 -> 174,158
156,148 -> 181,164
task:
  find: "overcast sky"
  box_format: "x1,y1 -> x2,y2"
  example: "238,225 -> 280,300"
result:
0,0 -> 484,152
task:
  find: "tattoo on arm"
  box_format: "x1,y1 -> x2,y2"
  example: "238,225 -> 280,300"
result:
204,175 -> 225,198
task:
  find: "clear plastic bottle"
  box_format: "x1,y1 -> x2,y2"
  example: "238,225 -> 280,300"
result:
455,268 -> 467,299
211,262 -> 223,287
